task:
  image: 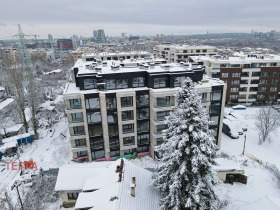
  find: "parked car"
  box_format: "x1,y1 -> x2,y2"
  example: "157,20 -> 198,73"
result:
232,105 -> 246,110
222,119 -> 239,139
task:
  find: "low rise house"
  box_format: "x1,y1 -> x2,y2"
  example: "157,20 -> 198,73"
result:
55,159 -> 160,209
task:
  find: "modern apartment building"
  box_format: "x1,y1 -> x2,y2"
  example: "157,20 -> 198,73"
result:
57,39 -> 73,50
153,45 -> 217,63
96,29 -> 106,43
191,53 -> 280,104
64,54 -> 226,161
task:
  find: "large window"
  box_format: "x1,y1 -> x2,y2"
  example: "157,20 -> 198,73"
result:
84,78 -> 96,90
91,150 -> 105,160
137,108 -> 149,120
121,96 -> 133,107
259,87 -> 267,92
252,72 -> 261,77
232,73 -> 241,77
87,112 -> 101,123
116,79 -> 128,89
122,110 -> 134,121
270,87 -> 277,92
69,98 -> 82,109
106,97 -> 117,109
108,124 -> 119,137
259,80 -> 268,84
156,96 -> 173,107
156,124 -> 168,134
77,150 -> 88,157
156,111 -> 170,121
211,90 -> 222,101
71,112 -> 83,122
230,95 -> 238,100
154,77 -> 167,88
106,79 -> 116,90
210,116 -> 219,126
109,138 -> 119,150
68,193 -> 79,200
269,95 -> 276,100
122,124 -> 134,134
221,73 -> 228,78
90,137 -> 104,150
88,125 -> 103,137
123,136 -> 135,146
250,79 -> 259,84
107,111 -> 118,123
75,138 -> 86,147
249,87 -> 258,92
137,121 -> 149,133
272,80 -> 279,85
136,95 -> 149,106
73,126 -> 85,136
230,88 -> 239,92
260,72 -> 269,77
85,98 -> 100,109
174,76 -> 186,87
133,77 -> 145,87
210,103 -> 221,114
137,134 -> 149,145
257,95 -> 265,99
231,80 -> 240,85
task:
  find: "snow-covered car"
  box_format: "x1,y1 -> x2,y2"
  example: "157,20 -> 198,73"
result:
222,119 -> 239,139
232,105 -> 246,110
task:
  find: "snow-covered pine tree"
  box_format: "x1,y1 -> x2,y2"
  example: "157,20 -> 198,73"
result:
154,77 -> 219,210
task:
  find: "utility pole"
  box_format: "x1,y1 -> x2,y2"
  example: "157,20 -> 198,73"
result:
16,185 -> 24,210
242,134 -> 247,156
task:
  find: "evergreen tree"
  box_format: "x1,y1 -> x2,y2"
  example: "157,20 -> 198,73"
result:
154,78 -> 219,210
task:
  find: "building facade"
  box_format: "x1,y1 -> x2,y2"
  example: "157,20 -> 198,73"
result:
64,54 -> 226,161
153,45 -> 217,63
57,39 -> 73,50
96,29 -> 106,43
191,53 -> 280,104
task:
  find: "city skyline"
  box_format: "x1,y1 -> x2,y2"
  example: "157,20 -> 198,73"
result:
1,0 -> 280,39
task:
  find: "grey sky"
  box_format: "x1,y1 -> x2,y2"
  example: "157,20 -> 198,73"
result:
1,0 -> 280,39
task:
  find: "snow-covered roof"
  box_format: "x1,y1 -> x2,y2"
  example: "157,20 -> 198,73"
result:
214,158 -> 243,171
43,69 -> 62,75
73,159 -> 160,210
0,98 -> 14,110
0,124 -> 23,135
2,133 -> 31,144
239,196 -> 280,210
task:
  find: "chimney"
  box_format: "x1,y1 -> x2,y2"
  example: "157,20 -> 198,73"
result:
131,184 -> 135,197
132,175 -> 136,186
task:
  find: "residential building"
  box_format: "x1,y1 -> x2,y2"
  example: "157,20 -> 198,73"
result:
153,45 -> 217,63
93,30 -> 97,38
55,159 -> 160,208
48,34 -> 53,42
63,53 -> 226,162
96,29 -> 106,43
57,39 -> 73,50
191,53 -> 280,104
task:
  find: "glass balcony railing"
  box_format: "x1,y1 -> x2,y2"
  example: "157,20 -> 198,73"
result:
69,118 -> 84,123
154,102 -> 174,108
70,131 -> 86,136
67,104 -> 82,110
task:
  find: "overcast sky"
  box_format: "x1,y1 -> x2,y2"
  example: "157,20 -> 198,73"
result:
1,0 -> 280,39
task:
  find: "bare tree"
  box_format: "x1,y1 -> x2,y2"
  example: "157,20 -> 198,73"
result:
255,107 -> 280,144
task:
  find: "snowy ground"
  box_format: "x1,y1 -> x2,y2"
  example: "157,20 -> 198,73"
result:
217,107 -> 280,209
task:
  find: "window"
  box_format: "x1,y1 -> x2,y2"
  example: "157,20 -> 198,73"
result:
156,111 -> 170,121
122,110 -> 134,121
270,87 -> 277,92
84,78 -> 96,90
231,80 -> 240,85
239,94 -> 246,99
259,87 -> 267,92
272,79 -> 278,85
240,80 -> 248,84
273,72 -> 278,77
239,87 -> 247,92
157,137 -> 164,145
69,98 -> 82,109
136,95 -> 149,106
73,126 -> 85,135
259,63 -> 267,67
210,116 -> 219,125
220,64 -> 227,68
156,124 -> 168,134
122,124 -> 134,134
259,80 -> 268,84
202,49 -> 207,53
88,125 -> 103,137
230,88 -> 239,92
137,134 -> 149,145
123,136 -> 135,146
196,50 -> 200,53
221,73 -> 228,78
249,87 -> 258,92
230,95 -> 238,100
269,95 -> 276,100
106,97 -> 117,109
154,77 -> 167,88
174,76 -> 186,87
248,94 -> 257,99
85,98 -> 100,109
106,79 -> 116,90
132,77 -> 145,87
211,90 -> 222,101
250,79 -> 259,84
68,193 -> 79,200
121,96 -> 133,107
252,72 -> 260,77
75,139 -> 86,147
260,72 -> 269,77
116,79 -> 128,89
257,95 -> 265,99
212,73 -> 220,78
110,150 -> 120,157
156,96 -> 173,107
241,72 -> 249,77
109,138 -> 119,150
71,112 -> 83,122
232,73 -> 241,77
77,150 -> 87,157
90,137 -> 104,150
108,124 -> 118,137
91,150 -> 105,160
183,50 -> 187,53
230,64 -> 240,68
137,121 -> 149,133
137,108 -> 149,120
270,63 -> 277,67
87,112 -> 101,123
107,111 -> 118,123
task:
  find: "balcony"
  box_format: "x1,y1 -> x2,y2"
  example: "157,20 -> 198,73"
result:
153,102 -> 174,108
201,97 -> 210,103
67,104 -> 82,110
70,131 -> 86,136
69,118 -> 84,123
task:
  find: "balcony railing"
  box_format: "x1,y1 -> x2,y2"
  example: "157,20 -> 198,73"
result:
67,104 -> 82,110
201,98 -> 210,103
154,102 -> 175,108
71,131 -> 86,136
69,118 -> 84,123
